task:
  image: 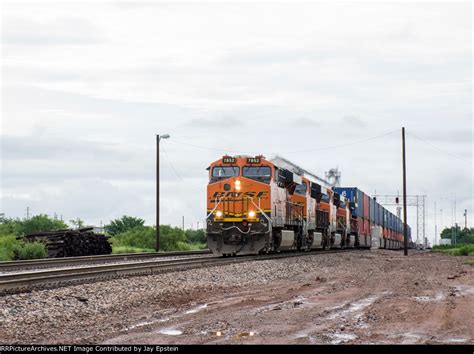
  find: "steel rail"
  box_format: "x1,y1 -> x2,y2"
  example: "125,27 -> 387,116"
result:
0,250 -> 212,272
0,249 -> 362,295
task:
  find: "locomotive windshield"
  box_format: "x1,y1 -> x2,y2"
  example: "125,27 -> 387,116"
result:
294,181 -> 307,195
211,166 -> 239,182
243,166 -> 271,184
321,193 -> 330,203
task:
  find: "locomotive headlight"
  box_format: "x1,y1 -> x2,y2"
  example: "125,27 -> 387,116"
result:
216,210 -> 223,217
235,185 -> 241,191
248,210 -> 256,218
235,180 -> 241,186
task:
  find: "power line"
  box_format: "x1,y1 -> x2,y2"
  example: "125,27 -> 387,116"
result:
161,144 -> 184,181
407,131 -> 473,165
283,129 -> 399,154
169,140 -> 257,154
169,129 -> 399,155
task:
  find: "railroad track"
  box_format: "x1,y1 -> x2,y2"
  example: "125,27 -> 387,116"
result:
0,249 -> 363,295
0,249 -> 212,272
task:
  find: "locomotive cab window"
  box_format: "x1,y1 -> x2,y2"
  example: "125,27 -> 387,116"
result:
340,200 -> 346,209
320,193 -> 330,203
211,166 -> 239,182
242,166 -> 271,184
294,181 -> 307,195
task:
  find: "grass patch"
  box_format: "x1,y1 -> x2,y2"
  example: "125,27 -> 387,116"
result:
112,246 -> 155,254
110,226 -> 207,253
432,244 -> 456,250
464,259 -> 474,266
112,243 -> 207,254
185,242 -> 207,250
432,244 -> 474,256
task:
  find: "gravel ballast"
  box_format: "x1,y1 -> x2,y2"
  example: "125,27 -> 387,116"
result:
0,249 -> 473,344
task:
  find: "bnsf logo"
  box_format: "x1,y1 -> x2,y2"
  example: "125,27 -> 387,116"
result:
210,191 -> 268,202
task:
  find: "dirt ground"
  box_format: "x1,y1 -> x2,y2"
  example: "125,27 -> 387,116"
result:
106,250 -> 473,345
1,249 -> 473,344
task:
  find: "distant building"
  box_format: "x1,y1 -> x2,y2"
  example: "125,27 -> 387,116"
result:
439,239 -> 451,246
93,226 -> 105,234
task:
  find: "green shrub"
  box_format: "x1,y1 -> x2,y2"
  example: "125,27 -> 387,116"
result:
458,244 -> 474,256
185,229 -> 206,244
19,214 -> 68,235
0,234 -> 20,261
111,226 -> 155,249
105,216 -> 145,236
14,242 -> 47,260
0,234 -> 48,261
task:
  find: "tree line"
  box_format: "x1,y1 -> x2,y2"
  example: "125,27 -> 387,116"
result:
440,226 -> 474,244
0,214 -> 207,260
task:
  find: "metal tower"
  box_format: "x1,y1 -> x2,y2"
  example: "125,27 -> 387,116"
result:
325,167 -> 341,187
373,194 -> 426,245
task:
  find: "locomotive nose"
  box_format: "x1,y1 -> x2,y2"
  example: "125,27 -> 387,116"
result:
210,177 -> 260,221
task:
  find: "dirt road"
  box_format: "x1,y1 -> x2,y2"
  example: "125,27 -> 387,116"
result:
1,249 -> 473,344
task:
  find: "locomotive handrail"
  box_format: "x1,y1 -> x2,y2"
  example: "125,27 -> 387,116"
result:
249,197 -> 272,235
221,223 -> 253,234
206,196 -> 223,219
249,197 -> 271,224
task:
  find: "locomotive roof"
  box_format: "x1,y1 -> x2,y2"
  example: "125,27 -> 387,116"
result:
269,155 -> 332,188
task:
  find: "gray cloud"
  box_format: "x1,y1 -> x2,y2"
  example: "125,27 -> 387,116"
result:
183,116 -> 244,129
289,117 -> 320,127
423,129 -> 474,145
1,135 -> 134,160
2,17 -> 103,45
342,115 -> 367,128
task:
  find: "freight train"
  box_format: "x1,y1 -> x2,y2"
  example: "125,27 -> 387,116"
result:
206,155 -> 412,256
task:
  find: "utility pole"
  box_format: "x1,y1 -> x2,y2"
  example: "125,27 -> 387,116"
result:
182,215 -> 185,232
402,127 -> 408,256
26,206 -> 30,220
197,221 -> 200,230
156,134 -> 170,251
440,208 -> 443,234
454,197 -> 456,243
451,198 -> 454,245
434,201 -> 437,246
454,223 -> 458,246
464,209 -> 468,230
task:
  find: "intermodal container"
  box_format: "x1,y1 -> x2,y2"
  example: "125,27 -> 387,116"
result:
332,187 -> 365,218
370,197 -> 375,223
378,204 -> 384,226
363,194 -> 369,219
373,201 -> 378,225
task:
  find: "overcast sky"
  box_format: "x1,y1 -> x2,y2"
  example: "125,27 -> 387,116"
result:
1,1 -> 472,245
